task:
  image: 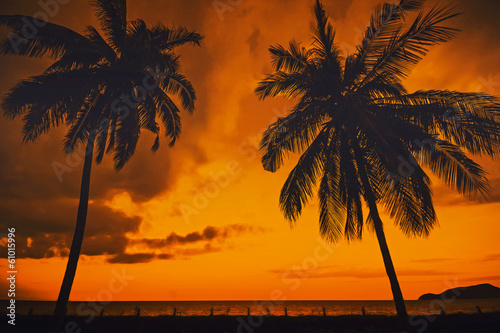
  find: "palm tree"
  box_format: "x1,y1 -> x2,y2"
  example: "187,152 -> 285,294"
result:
0,1 -> 202,331
256,0 -> 500,320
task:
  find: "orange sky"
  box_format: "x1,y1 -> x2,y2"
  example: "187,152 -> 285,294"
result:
0,0 -> 499,301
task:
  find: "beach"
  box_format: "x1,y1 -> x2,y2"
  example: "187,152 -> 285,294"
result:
6,299 -> 500,317
6,312 -> 500,333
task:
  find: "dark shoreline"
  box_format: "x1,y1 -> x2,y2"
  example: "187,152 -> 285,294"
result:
4,312 -> 500,333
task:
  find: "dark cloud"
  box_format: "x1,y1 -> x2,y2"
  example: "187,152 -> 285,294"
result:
106,240 -> 222,264
0,198 -> 141,236
323,0 -> 355,21
1,233 -> 68,259
456,0 -> 500,44
107,252 -> 178,264
486,178 -> 500,203
176,243 -> 221,257
0,201 -> 141,259
0,118 -> 175,203
136,224 -> 269,249
157,253 -> 175,260
107,224 -> 269,264
82,234 -> 130,257
107,253 -> 157,264
247,28 -> 260,55
0,222 -> 269,263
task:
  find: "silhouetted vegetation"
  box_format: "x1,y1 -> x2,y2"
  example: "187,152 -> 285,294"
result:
256,0 -> 500,322
0,1 -> 202,332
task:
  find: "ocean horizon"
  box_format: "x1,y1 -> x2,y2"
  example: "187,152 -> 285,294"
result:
3,299 -> 500,317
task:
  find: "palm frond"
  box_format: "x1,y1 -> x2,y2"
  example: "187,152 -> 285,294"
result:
378,159 -> 438,237
63,86 -> 108,152
44,52 -> 102,74
255,71 -> 309,100
0,15 -> 93,58
359,5 -> 460,87
345,192 -> 364,242
84,25 -> 117,63
377,91 -> 500,156
311,0 -> 342,69
162,72 -> 196,113
2,69 -> 97,142
95,118 -> 112,164
310,1 -> 344,86
269,40 -> 311,73
417,140 -> 490,201
280,129 -> 329,222
339,133 -> 365,241
113,105 -> 140,170
153,89 -> 182,147
318,133 -> 345,243
355,0 -> 425,64
261,99 -> 330,172
135,93 -> 160,152
150,23 -> 203,50
91,0 -> 127,52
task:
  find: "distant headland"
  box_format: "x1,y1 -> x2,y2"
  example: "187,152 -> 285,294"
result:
419,283 -> 500,300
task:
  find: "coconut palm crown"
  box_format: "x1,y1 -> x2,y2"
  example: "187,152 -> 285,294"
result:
1,1 -> 203,331
1,0 -> 202,168
256,0 -> 500,318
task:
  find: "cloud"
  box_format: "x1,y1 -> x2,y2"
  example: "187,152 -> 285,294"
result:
247,28 -> 260,55
478,253 -> 500,262
268,266 -> 456,280
106,252 -> 179,264
485,178 -> 500,203
268,266 -> 385,279
410,258 -> 455,264
0,201 -> 141,259
396,269 -> 458,277
175,243 -> 222,257
106,224 -> 268,264
0,221 -> 267,263
458,276 -> 500,283
456,0 -> 500,45
136,224 -> 269,249
106,249 -> 221,264
107,253 -> 158,264
138,226 -> 216,248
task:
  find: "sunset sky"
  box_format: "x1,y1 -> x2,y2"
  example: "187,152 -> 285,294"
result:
0,0 -> 499,302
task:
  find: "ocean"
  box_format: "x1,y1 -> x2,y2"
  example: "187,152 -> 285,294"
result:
3,299 -> 500,317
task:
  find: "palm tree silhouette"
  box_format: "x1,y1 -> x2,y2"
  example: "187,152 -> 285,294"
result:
0,1 -> 202,331
256,0 -> 500,320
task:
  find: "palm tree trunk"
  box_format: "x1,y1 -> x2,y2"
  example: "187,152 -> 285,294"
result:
49,139 -> 94,333
366,198 -> 408,319
353,151 -> 408,320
